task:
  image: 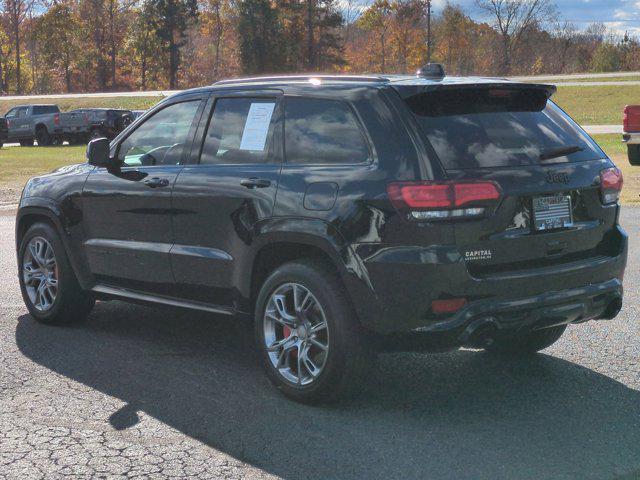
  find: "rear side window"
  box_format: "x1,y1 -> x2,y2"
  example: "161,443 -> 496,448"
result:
33,106 -> 59,115
407,89 -> 604,170
284,97 -> 370,165
200,97 -> 278,165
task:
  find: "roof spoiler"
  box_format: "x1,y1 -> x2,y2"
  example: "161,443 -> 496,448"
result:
393,82 -> 557,100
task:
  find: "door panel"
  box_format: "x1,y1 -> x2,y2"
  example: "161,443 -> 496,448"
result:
170,94 -> 283,308
81,98 -> 205,293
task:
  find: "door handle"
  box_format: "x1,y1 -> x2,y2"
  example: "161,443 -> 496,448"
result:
240,177 -> 271,189
144,177 -> 170,188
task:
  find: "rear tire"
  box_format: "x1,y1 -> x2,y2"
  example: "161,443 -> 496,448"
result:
255,259 -> 371,404
36,127 -> 52,146
20,139 -> 34,147
628,144 -> 640,166
485,325 -> 567,355
18,222 -> 94,325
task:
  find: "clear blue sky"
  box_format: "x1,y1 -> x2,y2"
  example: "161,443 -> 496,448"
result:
432,0 -> 640,35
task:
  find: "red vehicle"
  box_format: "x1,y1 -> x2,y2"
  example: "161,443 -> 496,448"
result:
623,105 -> 640,165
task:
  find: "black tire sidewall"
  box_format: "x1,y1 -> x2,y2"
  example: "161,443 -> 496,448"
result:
36,128 -> 51,146
18,222 -> 90,324
254,261 -> 362,403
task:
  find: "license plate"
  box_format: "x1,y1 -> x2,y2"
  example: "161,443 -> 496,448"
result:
532,194 -> 573,231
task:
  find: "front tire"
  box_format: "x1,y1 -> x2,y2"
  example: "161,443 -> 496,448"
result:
20,139 -> 34,147
18,222 -> 94,325
255,260 -> 371,404
485,325 -> 567,355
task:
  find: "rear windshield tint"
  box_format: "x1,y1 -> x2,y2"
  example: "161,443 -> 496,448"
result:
406,89 -> 604,170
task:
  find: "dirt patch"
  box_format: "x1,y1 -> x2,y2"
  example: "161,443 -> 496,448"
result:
0,181 -> 24,209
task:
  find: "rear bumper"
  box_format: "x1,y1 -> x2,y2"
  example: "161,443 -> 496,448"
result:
348,225 -> 627,337
623,132 -> 640,144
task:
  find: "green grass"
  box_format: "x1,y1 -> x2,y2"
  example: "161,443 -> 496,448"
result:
553,75 -> 640,83
0,81 -> 634,126
0,95 -> 163,115
552,84 -> 640,125
0,145 -> 86,185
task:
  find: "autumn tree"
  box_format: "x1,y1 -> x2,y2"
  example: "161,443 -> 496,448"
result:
2,0 -> 35,93
33,3 -> 79,92
237,0 -> 283,74
357,0 -> 392,72
475,0 -> 557,74
124,7 -> 164,89
145,0 -> 198,88
390,0 -> 425,73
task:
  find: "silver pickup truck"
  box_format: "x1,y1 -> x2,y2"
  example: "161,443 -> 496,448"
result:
2,104 -> 92,146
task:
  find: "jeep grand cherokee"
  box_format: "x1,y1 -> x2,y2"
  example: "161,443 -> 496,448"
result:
16,67 -> 627,403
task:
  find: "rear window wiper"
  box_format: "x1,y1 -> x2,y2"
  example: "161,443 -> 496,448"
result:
540,145 -> 584,161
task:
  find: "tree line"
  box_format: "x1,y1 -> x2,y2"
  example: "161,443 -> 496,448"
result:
1,0 -> 639,95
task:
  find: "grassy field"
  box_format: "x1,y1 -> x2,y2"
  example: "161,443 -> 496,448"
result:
0,80 -> 637,126
552,76 -> 640,83
552,84 -> 640,125
0,145 -> 86,185
0,95 -> 163,114
0,134 -> 638,204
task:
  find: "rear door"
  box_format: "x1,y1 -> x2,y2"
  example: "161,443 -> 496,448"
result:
170,91 -> 283,308
403,86 -> 620,277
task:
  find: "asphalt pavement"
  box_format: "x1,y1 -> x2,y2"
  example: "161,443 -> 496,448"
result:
1,209 -> 639,480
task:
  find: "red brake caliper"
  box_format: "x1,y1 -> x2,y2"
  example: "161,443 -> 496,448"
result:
282,325 -> 298,367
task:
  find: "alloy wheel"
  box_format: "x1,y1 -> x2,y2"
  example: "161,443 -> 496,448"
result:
23,236 -> 58,312
263,283 -> 330,386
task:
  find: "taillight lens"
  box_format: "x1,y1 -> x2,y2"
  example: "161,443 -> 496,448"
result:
624,105 -> 640,133
387,181 -> 501,220
600,167 -> 623,204
53,113 -> 60,126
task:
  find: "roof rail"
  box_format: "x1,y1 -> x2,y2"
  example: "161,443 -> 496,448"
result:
213,74 -> 389,85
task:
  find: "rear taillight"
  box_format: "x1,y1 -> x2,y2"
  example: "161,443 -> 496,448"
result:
53,113 -> 60,126
623,105 -> 640,133
600,167 -> 623,204
387,181 -> 501,220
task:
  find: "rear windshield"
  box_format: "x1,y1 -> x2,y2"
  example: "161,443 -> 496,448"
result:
33,105 -> 60,115
406,88 -> 604,170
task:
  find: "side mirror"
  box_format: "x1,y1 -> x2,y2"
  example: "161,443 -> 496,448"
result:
86,137 -> 115,168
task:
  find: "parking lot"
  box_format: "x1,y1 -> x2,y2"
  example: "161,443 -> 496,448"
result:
1,208 -> 639,480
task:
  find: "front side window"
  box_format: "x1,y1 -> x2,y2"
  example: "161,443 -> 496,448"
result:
117,100 -> 201,167
200,97 -> 278,165
284,97 -> 370,165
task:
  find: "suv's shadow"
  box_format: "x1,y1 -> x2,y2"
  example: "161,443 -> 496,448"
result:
15,302 -> 640,480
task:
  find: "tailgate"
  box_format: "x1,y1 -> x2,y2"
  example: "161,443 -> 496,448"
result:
448,160 -> 621,277
402,85 -> 623,276
60,111 -> 89,129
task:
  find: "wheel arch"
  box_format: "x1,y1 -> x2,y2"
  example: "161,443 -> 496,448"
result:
239,217 -> 377,326
16,202 -> 91,289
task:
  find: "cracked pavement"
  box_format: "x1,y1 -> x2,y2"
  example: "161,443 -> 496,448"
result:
1,209 -> 639,480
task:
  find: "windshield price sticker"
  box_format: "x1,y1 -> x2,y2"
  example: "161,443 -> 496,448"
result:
239,103 -> 276,151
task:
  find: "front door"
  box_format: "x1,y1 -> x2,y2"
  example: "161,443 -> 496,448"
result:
81,96 -> 205,293
171,93 -> 283,309
6,106 -> 29,140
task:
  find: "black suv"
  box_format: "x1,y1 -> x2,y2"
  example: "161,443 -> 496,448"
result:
16,69 -> 627,402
